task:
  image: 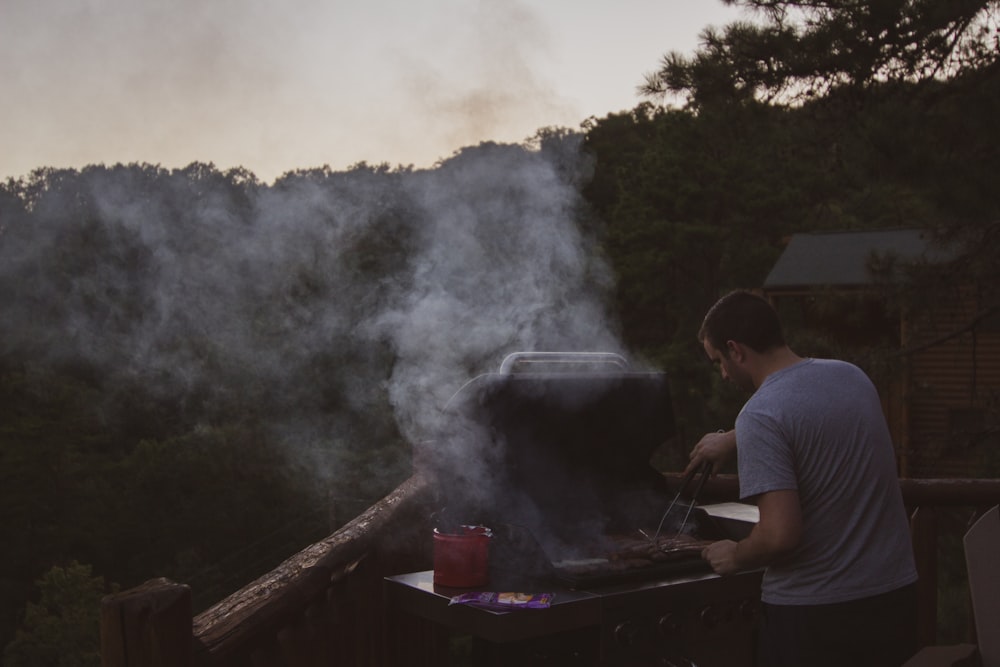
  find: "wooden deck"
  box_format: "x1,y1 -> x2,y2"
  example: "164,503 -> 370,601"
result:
100,474 -> 1000,666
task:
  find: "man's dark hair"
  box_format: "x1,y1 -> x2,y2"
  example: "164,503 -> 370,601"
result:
698,290 -> 786,355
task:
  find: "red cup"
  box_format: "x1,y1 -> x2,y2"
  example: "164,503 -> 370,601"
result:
433,525 -> 491,587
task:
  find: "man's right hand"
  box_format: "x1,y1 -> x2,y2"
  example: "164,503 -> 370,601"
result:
685,429 -> 736,475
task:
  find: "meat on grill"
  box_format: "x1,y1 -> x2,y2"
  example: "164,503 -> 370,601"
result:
607,533 -> 713,562
554,533 -> 713,576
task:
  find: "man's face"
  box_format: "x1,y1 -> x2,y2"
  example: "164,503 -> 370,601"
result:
703,338 -> 755,393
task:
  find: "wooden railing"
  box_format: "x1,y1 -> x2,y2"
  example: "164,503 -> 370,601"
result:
101,475 -> 1000,666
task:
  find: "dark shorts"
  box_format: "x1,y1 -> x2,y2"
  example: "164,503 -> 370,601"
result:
757,582 -> 919,667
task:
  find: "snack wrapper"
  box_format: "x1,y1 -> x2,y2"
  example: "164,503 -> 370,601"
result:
447,591 -> 553,611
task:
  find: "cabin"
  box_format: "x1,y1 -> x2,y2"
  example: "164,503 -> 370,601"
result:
762,228 -> 1000,478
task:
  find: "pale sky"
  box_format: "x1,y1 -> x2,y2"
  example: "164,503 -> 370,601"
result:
1,0 -> 745,184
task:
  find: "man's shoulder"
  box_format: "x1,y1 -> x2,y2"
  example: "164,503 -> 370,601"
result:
796,357 -> 863,377
751,358 -> 867,404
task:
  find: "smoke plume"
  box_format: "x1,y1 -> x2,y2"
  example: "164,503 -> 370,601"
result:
0,136 -> 624,498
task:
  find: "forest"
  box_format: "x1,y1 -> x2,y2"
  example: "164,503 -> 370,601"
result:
2,1 -> 999,662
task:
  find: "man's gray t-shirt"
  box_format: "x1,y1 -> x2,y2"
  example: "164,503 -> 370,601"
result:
736,358 -> 918,605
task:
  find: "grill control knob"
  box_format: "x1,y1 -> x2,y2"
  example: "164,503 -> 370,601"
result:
700,605 -> 719,629
658,612 -> 681,636
614,621 -> 643,648
739,598 -> 759,620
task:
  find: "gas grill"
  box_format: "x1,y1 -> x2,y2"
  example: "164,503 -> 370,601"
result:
388,352 -> 762,665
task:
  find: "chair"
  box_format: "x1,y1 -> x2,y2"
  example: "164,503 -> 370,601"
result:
904,504 -> 1000,667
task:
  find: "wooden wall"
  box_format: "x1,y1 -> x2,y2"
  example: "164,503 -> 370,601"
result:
903,286 -> 1000,478
766,287 -> 1000,479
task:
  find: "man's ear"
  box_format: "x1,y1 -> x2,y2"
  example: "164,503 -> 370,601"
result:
726,340 -> 743,361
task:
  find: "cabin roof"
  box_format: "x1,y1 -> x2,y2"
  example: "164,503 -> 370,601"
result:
763,228 -> 948,290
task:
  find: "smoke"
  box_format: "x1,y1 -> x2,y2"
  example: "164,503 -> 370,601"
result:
0,136 -> 624,496
370,142 -> 623,440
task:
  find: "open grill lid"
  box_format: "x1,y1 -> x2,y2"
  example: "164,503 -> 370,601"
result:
444,352 -> 676,464
437,353 -> 681,548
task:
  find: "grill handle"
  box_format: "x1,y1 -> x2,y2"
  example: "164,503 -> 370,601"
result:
498,351 -> 629,374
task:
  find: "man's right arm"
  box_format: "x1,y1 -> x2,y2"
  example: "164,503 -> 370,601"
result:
685,429 -> 736,475
702,489 -> 802,574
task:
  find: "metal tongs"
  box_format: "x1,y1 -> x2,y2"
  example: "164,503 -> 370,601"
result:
647,460 -> 714,544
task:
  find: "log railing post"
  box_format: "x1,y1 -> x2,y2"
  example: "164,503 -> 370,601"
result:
101,578 -> 193,667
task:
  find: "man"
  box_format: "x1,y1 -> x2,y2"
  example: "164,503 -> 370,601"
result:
687,290 -> 918,667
